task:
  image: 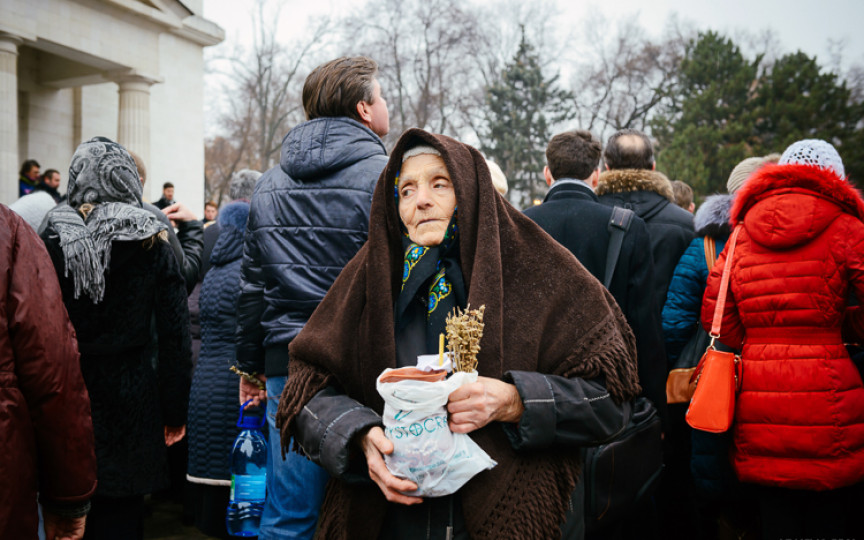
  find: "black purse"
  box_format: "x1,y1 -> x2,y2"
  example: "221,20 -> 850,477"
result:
582,207 -> 664,532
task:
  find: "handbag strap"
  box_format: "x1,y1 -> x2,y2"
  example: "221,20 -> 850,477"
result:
603,206 -> 635,289
703,237 -> 717,270
710,225 -> 742,338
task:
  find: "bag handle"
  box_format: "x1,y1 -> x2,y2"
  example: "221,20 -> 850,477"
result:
703,236 -> 717,270
709,225 -> 742,340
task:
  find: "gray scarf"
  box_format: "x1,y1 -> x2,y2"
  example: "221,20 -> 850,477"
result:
45,137 -> 166,303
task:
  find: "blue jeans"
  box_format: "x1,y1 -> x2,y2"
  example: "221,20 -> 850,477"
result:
260,376 -> 329,540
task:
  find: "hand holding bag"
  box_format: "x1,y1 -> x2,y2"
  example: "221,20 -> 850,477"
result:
686,226 -> 743,433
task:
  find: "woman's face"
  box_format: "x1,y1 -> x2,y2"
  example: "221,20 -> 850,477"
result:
398,153 -> 457,246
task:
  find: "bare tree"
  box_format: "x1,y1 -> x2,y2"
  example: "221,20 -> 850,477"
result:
570,14 -> 691,143
340,0 -> 486,145
205,0 -> 334,202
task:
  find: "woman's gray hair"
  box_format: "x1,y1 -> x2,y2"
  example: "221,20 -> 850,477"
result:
229,169 -> 263,201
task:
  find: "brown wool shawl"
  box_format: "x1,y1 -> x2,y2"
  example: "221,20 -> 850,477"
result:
277,129 -> 640,539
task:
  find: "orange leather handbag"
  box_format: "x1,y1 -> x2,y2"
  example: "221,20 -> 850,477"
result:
686,226 -> 743,433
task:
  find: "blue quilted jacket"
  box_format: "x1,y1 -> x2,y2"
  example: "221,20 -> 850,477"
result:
235,117 -> 387,376
187,202 -> 250,483
662,194 -> 732,364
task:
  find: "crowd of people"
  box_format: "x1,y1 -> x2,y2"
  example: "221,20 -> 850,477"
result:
2,54 -> 863,540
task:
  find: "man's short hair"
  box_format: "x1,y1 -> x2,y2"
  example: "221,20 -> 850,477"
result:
604,129 -> 654,170
670,180 -> 693,209
41,169 -> 60,181
302,56 -> 378,122
20,159 -> 39,177
163,182 -> 174,190
204,201 -> 218,210
546,130 -> 602,181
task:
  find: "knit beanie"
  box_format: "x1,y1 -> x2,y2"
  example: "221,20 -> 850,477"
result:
727,156 -> 767,195
779,139 -> 845,178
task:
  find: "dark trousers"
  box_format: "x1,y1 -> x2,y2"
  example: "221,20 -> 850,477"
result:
755,483 -> 861,540
83,495 -> 145,540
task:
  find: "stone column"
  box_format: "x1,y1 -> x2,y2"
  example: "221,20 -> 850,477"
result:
115,73 -> 159,173
0,33 -> 22,204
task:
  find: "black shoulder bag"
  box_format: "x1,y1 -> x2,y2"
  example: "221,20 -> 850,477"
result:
584,206 -> 664,532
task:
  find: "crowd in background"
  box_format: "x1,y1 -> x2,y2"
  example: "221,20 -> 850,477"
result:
2,54 -> 863,540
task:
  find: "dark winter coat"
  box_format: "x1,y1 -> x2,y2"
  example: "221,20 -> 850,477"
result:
524,180 -> 667,422
596,169 -> 695,306
0,205 -> 97,538
187,202 -> 249,484
235,117 -> 388,377
702,164 -> 864,490
145,201 -> 204,294
41,223 -> 192,498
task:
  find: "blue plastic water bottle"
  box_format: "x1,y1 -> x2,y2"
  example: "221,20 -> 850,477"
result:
225,400 -> 267,537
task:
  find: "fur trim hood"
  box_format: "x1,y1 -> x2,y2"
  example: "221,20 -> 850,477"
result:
731,164 -> 864,224
596,169 -> 675,202
694,194 -> 733,238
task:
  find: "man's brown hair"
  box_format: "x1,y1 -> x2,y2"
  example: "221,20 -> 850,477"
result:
302,57 -> 378,122
670,180 -> 693,209
604,129 -> 654,170
546,130 -> 602,181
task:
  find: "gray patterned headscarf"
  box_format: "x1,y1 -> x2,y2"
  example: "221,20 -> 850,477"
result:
44,137 -> 167,303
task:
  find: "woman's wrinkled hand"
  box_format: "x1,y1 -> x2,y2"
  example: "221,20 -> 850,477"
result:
360,426 -> 423,505
447,376 -> 524,433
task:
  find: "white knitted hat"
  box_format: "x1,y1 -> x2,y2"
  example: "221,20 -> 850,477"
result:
779,139 -> 845,178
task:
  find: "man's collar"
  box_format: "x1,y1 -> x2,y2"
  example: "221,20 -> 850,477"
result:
551,178 -> 593,191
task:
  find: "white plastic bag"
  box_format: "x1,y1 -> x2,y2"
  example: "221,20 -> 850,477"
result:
375,369 -> 497,497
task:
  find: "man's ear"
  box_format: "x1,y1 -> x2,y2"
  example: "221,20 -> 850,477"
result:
543,166 -> 554,187
652,161 -> 656,171
357,100 -> 372,127
590,168 -> 600,189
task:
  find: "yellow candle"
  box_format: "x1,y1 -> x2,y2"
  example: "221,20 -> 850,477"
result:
439,333 -> 444,366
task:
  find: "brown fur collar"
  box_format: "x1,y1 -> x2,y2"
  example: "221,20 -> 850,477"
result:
731,163 -> 864,224
596,168 -> 675,202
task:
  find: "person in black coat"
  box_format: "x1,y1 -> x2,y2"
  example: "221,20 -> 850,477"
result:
524,130 -> 667,426
595,129 -> 694,308
40,137 -> 192,540
187,201 -> 252,538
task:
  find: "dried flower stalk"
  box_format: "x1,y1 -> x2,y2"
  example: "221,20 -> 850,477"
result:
445,304 -> 485,373
230,365 -> 266,390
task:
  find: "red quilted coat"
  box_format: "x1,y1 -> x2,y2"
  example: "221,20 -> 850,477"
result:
702,163 -> 864,491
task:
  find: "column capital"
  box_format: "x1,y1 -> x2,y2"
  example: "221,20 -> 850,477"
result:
0,32 -> 23,55
110,70 -> 163,93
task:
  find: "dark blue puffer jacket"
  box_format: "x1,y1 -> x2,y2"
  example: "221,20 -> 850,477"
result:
235,117 -> 387,376
187,202 -> 250,483
662,194 -> 733,363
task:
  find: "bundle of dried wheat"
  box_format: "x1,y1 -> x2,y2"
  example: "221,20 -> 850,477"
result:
445,304 -> 485,373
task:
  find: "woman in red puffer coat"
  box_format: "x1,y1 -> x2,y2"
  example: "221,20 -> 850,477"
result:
702,139 -> 864,539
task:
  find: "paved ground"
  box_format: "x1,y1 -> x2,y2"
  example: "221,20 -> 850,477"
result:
142,496 -> 213,540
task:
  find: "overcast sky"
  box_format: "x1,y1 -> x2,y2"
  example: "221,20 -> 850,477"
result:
203,0 -> 864,68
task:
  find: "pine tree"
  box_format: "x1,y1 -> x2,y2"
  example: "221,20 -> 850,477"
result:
481,29 -> 575,208
652,31 -> 760,194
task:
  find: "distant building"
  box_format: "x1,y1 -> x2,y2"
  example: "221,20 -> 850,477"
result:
0,0 -> 223,211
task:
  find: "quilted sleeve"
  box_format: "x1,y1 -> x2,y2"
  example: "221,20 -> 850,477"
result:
843,218 -> 864,342
663,238 -> 708,363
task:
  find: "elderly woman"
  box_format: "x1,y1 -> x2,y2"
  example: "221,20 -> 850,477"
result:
40,137 -> 191,540
701,140 -> 864,539
276,129 -> 641,539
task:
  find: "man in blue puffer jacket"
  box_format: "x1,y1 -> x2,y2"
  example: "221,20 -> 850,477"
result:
235,56 -> 389,540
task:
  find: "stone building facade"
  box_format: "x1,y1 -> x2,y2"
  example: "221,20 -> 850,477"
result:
0,0 -> 223,213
